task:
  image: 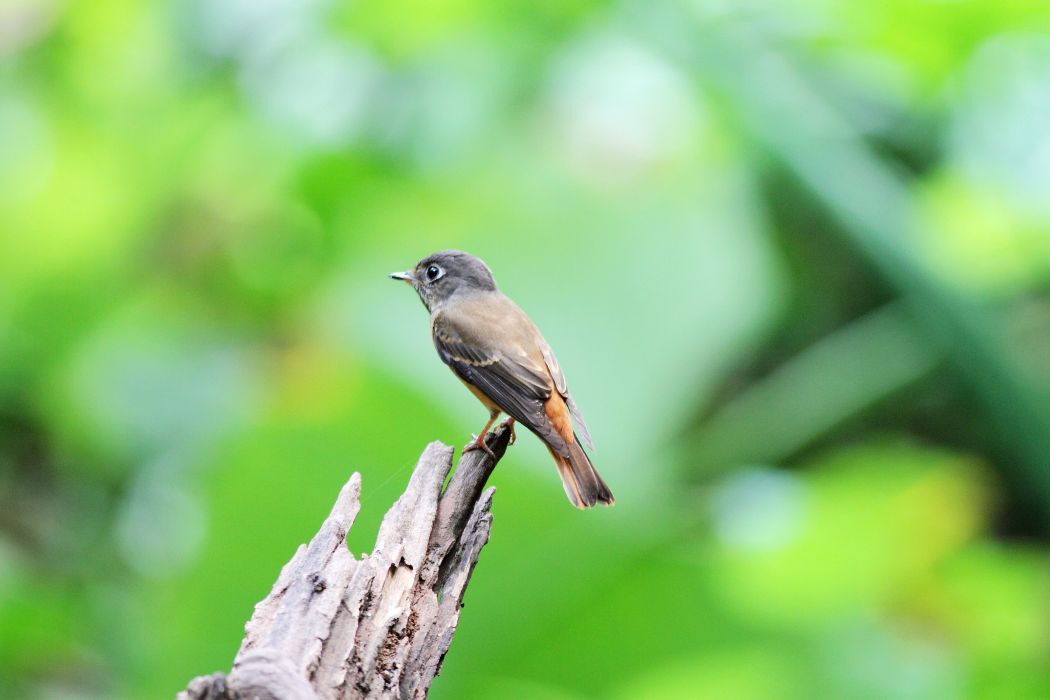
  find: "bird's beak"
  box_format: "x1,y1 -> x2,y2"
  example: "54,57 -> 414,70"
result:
389,270 -> 416,284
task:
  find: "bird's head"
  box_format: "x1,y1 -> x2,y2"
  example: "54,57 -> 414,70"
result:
389,250 -> 498,312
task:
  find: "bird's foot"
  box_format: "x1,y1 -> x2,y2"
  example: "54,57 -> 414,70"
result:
464,434 -> 497,459
500,417 -> 517,445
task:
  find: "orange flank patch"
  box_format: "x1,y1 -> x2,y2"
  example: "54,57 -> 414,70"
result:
458,375 -> 501,413
544,392 -> 575,445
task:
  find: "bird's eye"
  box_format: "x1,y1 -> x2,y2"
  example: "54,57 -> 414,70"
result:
425,265 -> 443,281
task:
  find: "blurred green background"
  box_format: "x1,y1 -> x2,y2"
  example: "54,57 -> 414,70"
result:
3,0 -> 1050,698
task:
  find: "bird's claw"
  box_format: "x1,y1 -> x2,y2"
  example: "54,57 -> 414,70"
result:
500,418 -> 517,445
464,435 -> 497,459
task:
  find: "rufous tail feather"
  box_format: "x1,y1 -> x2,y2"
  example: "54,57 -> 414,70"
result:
548,436 -> 614,509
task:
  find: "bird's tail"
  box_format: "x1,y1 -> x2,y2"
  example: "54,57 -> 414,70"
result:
549,437 -> 615,509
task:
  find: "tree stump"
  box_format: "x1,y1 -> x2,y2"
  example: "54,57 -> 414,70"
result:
178,424 -> 513,700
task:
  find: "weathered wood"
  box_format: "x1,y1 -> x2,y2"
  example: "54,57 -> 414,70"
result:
178,423 -> 513,700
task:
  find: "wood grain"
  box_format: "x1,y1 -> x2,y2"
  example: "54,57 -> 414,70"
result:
178,424 -> 513,700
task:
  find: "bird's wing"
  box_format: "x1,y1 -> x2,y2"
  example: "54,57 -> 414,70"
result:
538,337 -> 594,450
432,299 -> 572,456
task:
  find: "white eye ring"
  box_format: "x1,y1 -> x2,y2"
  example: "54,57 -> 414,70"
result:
425,265 -> 444,282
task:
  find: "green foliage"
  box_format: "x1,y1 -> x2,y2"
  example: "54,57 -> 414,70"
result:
2,0 -> 1049,698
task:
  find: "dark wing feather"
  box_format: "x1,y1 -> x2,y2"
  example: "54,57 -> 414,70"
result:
566,396 -> 593,450
433,324 -> 572,457
539,338 -> 594,450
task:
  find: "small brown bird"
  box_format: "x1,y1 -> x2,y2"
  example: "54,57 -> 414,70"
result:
390,250 -> 614,508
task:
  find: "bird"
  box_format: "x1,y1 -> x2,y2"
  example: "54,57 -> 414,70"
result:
389,250 -> 614,508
